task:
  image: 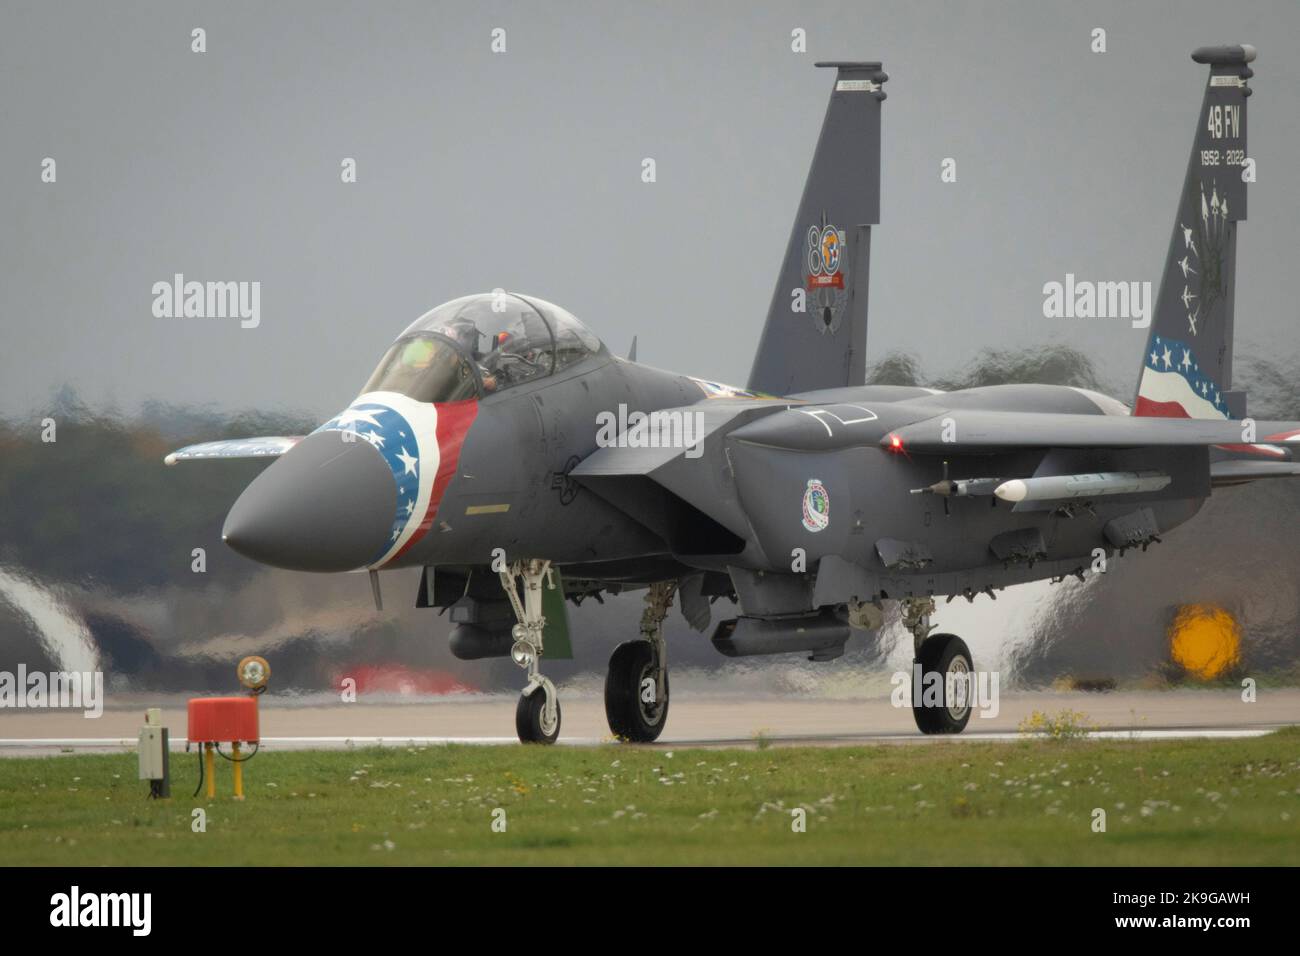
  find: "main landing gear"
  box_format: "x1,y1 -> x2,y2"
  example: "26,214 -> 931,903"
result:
901,596 -> 974,735
604,581 -> 675,742
499,559 -> 561,744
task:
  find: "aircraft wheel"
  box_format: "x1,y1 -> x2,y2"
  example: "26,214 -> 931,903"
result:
605,641 -> 669,742
516,687 -> 561,744
912,633 -> 973,735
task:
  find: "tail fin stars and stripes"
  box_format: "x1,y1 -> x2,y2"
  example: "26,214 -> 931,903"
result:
1135,44 -> 1255,420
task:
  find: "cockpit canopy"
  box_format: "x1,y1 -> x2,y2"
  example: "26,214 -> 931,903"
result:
362,292 -> 602,402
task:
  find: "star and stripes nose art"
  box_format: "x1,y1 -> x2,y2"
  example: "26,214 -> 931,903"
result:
315,392 -> 478,569
220,394 -> 477,573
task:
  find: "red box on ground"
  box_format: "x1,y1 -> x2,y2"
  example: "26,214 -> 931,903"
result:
188,696 -> 259,743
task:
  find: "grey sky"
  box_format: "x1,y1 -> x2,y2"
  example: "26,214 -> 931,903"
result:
3,0 -> 1298,421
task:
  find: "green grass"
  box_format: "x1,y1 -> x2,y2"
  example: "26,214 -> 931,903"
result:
2,730 -> 1297,865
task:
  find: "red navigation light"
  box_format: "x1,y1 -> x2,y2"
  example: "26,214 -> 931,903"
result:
889,433 -> 904,451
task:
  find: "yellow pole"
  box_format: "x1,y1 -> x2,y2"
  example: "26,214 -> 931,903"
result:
232,741 -> 244,800
204,743 -> 216,799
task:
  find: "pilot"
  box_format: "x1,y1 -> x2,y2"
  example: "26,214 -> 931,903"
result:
436,314 -> 480,354
477,330 -> 514,393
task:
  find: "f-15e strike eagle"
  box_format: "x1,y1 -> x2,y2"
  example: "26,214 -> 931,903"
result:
168,44 -> 1298,743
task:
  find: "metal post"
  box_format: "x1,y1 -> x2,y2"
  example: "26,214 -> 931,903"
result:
232,741 -> 244,800
204,743 -> 216,799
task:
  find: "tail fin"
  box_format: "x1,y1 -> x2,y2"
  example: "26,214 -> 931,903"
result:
747,62 -> 887,397
1134,44 -> 1255,420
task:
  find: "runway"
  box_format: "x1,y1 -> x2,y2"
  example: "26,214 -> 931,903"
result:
0,688 -> 1293,755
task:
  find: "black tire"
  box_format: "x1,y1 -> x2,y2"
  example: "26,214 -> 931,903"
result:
515,688 -> 560,744
911,633 -> 974,735
604,641 -> 669,742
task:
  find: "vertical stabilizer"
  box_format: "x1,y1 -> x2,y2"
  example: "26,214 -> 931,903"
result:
1134,45 -> 1255,420
748,62 -> 887,396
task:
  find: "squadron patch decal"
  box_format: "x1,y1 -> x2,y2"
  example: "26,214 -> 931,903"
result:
805,211 -> 848,334
801,478 -> 830,533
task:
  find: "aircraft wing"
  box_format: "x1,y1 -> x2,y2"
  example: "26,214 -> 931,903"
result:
571,401 -> 788,542
883,412 -> 1300,457
572,401 -> 788,478
163,436 -> 304,465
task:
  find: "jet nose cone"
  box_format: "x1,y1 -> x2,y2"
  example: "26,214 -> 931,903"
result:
223,431 -> 397,572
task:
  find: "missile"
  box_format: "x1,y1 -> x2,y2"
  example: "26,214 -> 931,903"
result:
994,471 -> 1172,503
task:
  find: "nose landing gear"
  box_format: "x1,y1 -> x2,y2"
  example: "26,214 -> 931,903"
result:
605,581 -> 676,742
499,559 -> 561,744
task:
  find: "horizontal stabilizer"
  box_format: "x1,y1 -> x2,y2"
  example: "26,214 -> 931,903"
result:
163,436 -> 303,465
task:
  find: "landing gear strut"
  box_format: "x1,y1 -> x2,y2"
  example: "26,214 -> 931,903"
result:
605,581 -> 675,742
901,596 -> 974,735
499,559 -> 561,744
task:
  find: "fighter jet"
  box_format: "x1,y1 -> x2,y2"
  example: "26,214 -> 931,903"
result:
167,45 -> 1299,744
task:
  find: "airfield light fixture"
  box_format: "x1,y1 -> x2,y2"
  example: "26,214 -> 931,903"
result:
237,655 -> 271,693
187,660 -> 267,799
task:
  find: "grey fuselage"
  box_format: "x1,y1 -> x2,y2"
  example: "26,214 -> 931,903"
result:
405,351 -> 1205,611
